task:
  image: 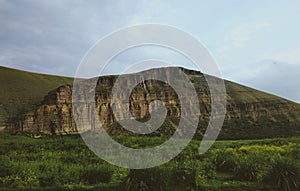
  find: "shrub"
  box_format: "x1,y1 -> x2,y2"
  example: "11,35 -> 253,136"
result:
290,144 -> 300,159
233,156 -> 262,181
121,167 -> 196,191
37,161 -> 61,187
0,155 -> 12,177
81,166 -> 113,185
0,169 -> 39,188
171,168 -> 196,190
263,157 -> 300,191
121,169 -> 164,191
195,158 -> 216,186
213,148 -> 238,172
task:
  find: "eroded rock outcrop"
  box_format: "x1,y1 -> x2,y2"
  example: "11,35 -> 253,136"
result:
20,67 -> 300,139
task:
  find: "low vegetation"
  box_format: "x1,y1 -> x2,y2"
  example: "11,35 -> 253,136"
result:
0,132 -> 299,190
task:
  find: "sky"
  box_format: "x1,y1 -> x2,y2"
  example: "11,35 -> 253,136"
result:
0,0 -> 300,103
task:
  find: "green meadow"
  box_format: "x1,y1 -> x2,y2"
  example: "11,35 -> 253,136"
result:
0,132 -> 299,191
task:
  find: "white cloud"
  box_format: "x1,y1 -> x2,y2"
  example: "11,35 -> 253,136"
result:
0,1 -> 147,76
128,1 -> 178,25
0,1 -> 299,103
263,49 -> 300,65
217,22 -> 272,58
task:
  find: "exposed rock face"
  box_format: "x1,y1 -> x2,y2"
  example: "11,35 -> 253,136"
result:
22,84 -> 76,134
20,67 -> 300,139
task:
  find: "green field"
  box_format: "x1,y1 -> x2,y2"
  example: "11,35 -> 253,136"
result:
0,132 -> 299,191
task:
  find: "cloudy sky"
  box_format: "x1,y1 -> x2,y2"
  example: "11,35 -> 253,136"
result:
0,0 -> 300,103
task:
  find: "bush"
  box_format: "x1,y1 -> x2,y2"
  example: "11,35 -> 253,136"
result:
290,144 -> 300,159
213,148 -> 238,172
37,161 -> 61,187
81,166 -> 113,185
0,155 -> 12,177
233,156 -> 262,181
195,158 -> 216,186
121,166 -> 196,191
171,168 -> 196,190
0,169 -> 39,188
121,169 -> 165,191
263,157 -> 300,191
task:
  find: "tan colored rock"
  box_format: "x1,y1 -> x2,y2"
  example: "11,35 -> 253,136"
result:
20,67 -> 300,138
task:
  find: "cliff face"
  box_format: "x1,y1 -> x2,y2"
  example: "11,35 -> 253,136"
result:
22,84 -> 76,134
20,67 -> 300,139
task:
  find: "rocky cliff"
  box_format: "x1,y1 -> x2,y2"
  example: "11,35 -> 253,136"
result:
19,67 -> 300,139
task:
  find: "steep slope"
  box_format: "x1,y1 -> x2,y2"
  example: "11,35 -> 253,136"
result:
19,67 -> 300,139
0,66 -> 73,127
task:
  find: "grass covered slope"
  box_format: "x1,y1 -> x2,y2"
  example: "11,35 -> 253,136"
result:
0,66 -> 73,127
104,72 -> 300,139
1,66 -> 300,139
221,81 -> 300,138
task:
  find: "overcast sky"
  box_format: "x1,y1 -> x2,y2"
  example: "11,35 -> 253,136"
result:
0,0 -> 300,103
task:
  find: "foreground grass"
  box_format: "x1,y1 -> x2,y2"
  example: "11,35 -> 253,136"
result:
0,132 -> 299,190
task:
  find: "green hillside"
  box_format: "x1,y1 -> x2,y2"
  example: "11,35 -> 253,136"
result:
1,66 -> 300,139
0,66 -> 74,127
103,71 -> 300,139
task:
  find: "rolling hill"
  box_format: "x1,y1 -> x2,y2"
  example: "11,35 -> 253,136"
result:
12,67 -> 300,139
0,66 -> 73,127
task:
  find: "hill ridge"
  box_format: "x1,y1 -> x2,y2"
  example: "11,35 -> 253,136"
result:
11,66 -> 300,139
0,66 -> 74,127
